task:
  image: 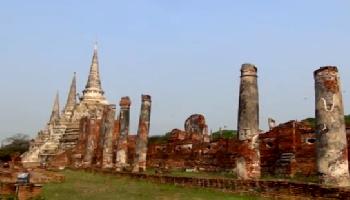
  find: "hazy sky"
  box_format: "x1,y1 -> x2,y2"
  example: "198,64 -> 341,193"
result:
1,1 -> 350,140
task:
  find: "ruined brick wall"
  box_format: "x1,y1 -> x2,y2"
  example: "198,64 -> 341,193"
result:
147,138 -> 239,171
147,121 -> 332,177
49,109 -> 350,179
260,121 -> 317,177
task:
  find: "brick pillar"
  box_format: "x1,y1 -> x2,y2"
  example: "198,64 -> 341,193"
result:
236,63 -> 260,179
132,95 -> 152,173
83,117 -> 100,168
102,104 -> 116,169
314,66 -> 350,186
72,117 -> 89,167
116,97 -> 131,171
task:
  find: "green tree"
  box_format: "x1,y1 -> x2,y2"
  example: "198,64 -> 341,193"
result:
0,133 -> 30,161
211,130 -> 237,140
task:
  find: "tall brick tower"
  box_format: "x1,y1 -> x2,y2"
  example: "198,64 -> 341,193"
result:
314,66 -> 350,186
236,63 -> 260,180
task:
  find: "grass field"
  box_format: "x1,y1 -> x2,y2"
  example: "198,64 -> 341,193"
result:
36,170 -> 259,200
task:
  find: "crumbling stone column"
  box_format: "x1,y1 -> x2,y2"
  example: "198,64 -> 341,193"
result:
314,66 -> 350,186
236,63 -> 260,179
116,97 -> 131,171
102,104 -> 116,169
83,117 -> 100,168
132,95 -> 152,173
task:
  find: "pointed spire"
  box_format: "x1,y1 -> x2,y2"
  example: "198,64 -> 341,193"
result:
84,42 -> 103,92
82,42 -> 106,103
63,72 -> 77,116
49,91 -> 60,124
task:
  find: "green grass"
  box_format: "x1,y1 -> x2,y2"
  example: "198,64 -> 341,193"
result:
36,170 -> 258,200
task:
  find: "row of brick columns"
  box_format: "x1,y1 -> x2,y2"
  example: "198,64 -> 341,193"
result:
237,64 -> 350,187
79,94 -> 151,173
77,64 -> 350,187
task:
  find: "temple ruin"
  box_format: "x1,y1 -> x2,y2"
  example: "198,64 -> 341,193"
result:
21,47 -> 350,187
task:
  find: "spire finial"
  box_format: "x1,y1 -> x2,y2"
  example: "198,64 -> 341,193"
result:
94,41 -> 98,51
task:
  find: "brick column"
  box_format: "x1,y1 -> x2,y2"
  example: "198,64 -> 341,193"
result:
314,66 -> 350,186
116,97 -> 131,171
83,117 -> 101,168
102,104 -> 116,169
236,63 -> 260,179
132,95 -> 152,172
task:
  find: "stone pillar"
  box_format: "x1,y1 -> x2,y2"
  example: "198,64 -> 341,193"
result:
116,97 -> 131,171
236,63 -> 260,179
102,104 -> 116,169
314,66 -> 350,186
132,95 -> 152,173
83,117 -> 100,168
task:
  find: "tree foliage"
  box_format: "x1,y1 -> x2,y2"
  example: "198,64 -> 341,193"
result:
211,130 -> 237,140
0,133 -> 30,161
345,115 -> 350,126
148,132 -> 172,145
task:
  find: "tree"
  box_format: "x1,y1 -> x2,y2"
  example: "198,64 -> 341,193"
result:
0,133 -> 30,162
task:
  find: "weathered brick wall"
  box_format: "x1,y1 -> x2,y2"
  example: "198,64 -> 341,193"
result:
51,116 -> 350,179
146,121 -> 335,177
260,121 -> 317,176
147,139 -> 239,171
81,168 -> 350,199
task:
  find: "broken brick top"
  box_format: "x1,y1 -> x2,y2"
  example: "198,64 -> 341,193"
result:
314,66 -> 338,77
119,96 -> 131,108
168,129 -> 187,142
141,95 -> 152,102
184,114 -> 208,135
261,120 -> 314,136
241,63 -> 257,77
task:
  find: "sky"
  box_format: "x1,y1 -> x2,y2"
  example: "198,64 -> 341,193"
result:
1,1 -> 350,140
